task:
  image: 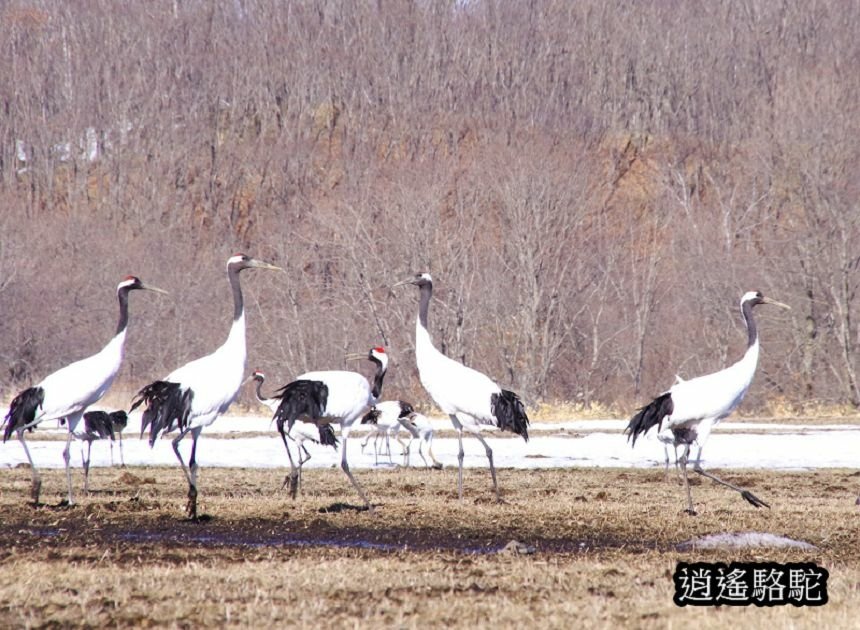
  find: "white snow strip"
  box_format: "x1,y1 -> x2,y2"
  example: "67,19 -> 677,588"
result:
677,532 -> 817,551
1,409 -> 858,471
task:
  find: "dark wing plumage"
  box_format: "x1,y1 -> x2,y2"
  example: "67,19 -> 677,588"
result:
361,406 -> 381,425
625,392 -> 674,447
491,389 -> 530,441
109,410 -> 128,432
131,381 -> 194,447
397,401 -> 415,419
318,423 -> 339,448
83,410 -> 116,440
3,387 -> 45,442
273,380 -> 328,434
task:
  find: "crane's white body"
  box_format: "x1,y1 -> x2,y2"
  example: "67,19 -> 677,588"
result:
662,341 -> 759,433
34,331 -> 127,431
297,370 -> 374,435
415,321 -> 501,431
165,314 -> 247,431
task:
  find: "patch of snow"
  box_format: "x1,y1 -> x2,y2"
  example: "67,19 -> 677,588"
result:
677,532 -> 817,551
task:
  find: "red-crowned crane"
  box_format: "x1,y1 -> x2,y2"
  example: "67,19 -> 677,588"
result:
625,291 -> 790,515
72,410 -> 129,492
271,346 -> 388,509
131,254 -> 281,520
360,400 -> 416,465
395,273 -> 530,502
2,276 -> 166,505
247,369 -> 338,491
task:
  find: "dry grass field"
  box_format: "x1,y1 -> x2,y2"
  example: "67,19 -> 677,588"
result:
0,459 -> 858,628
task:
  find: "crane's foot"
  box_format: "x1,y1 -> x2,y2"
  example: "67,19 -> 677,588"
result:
431,463 -> 443,470
684,508 -> 698,516
185,486 -> 198,521
280,473 -> 299,499
740,490 -> 770,509
30,479 -> 42,506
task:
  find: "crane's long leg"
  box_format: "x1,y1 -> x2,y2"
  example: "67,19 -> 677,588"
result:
298,444 -> 312,494
61,429 -> 75,505
339,436 -> 370,509
693,463 -> 770,509
679,445 -> 696,515
186,427 -> 203,519
277,428 -> 300,499
18,430 -> 42,505
118,432 -> 125,467
456,425 -> 465,500
472,432 -> 502,503
83,441 -> 94,494
171,427 -> 201,520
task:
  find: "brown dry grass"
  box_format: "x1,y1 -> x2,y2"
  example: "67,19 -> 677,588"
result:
0,463 -> 858,628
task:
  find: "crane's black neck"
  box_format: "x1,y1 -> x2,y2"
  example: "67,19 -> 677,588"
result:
742,300 -> 758,348
229,266 -> 244,321
417,282 -> 432,330
116,287 -> 131,335
254,378 -> 268,403
369,356 -> 387,400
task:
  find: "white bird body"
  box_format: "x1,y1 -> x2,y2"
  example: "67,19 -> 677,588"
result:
662,341 -> 759,432
415,323 -> 501,426
296,370 -> 373,433
33,331 -> 127,429
132,254 -> 281,520
2,276 -> 165,505
397,272 -> 529,501
165,315 -> 247,430
626,290 -> 789,514
360,400 -> 416,465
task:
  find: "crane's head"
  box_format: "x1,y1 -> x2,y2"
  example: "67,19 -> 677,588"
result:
117,276 -> 168,295
741,291 -> 790,310
252,369 -> 266,381
227,253 -> 283,273
393,272 -> 433,289
345,346 -> 389,371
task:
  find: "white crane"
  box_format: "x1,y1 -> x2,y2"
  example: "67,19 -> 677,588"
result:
247,369 -> 338,490
271,346 -> 389,509
131,254 -> 281,520
360,400 -> 416,465
2,276 -> 166,505
72,410 -> 128,492
395,273 -> 530,501
625,291 -> 790,514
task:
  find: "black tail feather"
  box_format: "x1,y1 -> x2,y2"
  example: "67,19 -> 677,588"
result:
491,390 -> 530,441
318,424 -> 339,448
82,411 -> 117,440
3,387 -> 45,442
110,410 -> 128,432
273,380 -> 328,435
131,381 -> 194,447
625,392 -> 674,447
361,406 -> 381,424
397,401 -> 415,418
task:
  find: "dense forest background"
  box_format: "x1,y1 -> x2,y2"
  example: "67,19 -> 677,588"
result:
1,0 -> 859,414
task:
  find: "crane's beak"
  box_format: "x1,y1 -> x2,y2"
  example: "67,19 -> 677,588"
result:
763,297 -> 791,310
141,283 -> 168,295
391,278 -> 415,288
344,352 -> 368,362
249,259 -> 283,272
